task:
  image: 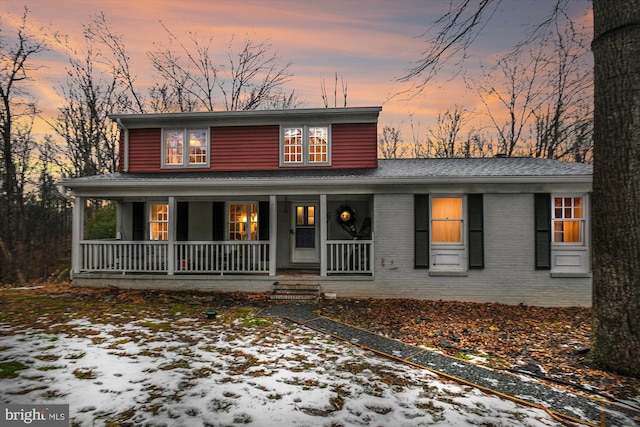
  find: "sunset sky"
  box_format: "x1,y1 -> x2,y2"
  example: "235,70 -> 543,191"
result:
2,0 -> 592,141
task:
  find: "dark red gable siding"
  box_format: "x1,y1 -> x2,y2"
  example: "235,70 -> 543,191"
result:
211,125 -> 280,170
331,123 -> 378,168
118,132 -> 125,172
127,129 -> 162,172
124,122 -> 378,173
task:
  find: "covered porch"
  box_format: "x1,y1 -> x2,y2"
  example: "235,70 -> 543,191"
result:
71,194 -> 374,278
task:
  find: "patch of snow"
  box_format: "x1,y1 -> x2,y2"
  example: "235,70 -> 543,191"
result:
0,316 -> 569,426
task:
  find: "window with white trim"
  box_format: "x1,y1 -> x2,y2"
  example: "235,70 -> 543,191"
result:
163,128 -> 209,168
281,125 -> 330,166
540,193 -> 590,275
149,204 -> 169,241
431,197 -> 464,244
415,194 -> 483,271
429,195 -> 467,272
228,203 -> 258,241
552,196 -> 584,244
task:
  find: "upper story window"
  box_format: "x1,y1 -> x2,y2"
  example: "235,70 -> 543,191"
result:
281,125 -> 330,166
163,129 -> 209,168
552,196 -> 584,244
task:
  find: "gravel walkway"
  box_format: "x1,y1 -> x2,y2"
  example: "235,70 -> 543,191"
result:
261,303 -> 639,427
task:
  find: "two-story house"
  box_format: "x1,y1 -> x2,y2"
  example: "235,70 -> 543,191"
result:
60,107 -> 593,306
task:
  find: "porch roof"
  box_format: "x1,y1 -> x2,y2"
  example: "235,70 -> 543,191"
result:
60,157 -> 592,194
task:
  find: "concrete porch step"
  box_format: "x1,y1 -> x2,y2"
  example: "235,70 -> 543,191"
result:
271,282 -> 321,301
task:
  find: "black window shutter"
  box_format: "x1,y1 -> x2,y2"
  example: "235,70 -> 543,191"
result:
468,194 -> 484,269
176,202 -> 189,241
534,193 -> 551,269
132,202 -> 145,241
258,201 -> 270,241
212,202 -> 225,241
414,194 -> 430,268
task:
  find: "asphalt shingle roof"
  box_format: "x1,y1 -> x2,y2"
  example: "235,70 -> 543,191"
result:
64,157 -> 592,185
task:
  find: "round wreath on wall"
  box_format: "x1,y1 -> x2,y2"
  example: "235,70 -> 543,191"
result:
337,205 -> 357,239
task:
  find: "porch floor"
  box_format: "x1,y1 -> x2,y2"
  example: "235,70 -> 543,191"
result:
275,268 -> 320,278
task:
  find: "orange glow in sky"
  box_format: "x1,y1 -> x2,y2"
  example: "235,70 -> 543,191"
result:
2,0 -> 592,143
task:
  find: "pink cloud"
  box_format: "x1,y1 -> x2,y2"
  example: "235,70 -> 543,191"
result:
3,0 -> 592,146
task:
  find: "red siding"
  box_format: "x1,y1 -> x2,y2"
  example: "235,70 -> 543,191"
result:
118,132 -> 124,172
331,123 -> 378,168
127,129 -> 162,172
124,122 -> 378,173
211,125 -> 280,170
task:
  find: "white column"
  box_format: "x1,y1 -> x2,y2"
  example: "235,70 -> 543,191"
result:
71,196 -> 85,276
269,195 -> 277,276
320,194 -> 327,276
115,201 -> 123,240
167,196 -> 176,275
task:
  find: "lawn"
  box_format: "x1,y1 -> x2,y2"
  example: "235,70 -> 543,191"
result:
0,282 -> 638,426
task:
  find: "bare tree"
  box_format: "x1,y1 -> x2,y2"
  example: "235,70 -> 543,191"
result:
423,106 -> 469,158
400,0 -> 500,92
50,28 -> 121,178
148,26 -> 217,112
0,8 -> 47,283
321,73 -> 348,108
404,0 -> 640,377
473,50 -> 546,157
461,131 -> 496,158
86,13 -> 146,114
149,28 -> 295,112
529,9 -> 593,162
261,90 -> 302,110
218,36 -> 294,111
408,113 -> 429,158
378,126 -> 405,159
411,106 -> 492,158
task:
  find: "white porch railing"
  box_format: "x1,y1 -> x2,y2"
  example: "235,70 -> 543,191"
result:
327,240 -> 374,274
80,240 -> 373,275
174,241 -> 269,273
79,240 -> 269,274
80,240 -> 169,272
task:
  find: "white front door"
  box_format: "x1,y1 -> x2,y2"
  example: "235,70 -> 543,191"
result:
291,203 -> 320,264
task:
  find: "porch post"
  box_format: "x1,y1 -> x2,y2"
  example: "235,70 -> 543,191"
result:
167,196 -> 176,275
115,201 -> 123,240
71,196 -> 85,276
269,195 -> 277,276
320,194 -> 327,276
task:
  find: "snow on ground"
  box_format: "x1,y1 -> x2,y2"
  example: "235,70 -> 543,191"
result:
0,311 -> 565,426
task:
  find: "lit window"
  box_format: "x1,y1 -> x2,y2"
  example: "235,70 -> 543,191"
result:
553,196 -> 584,243
163,128 -> 209,167
282,125 -> 330,166
150,204 -> 168,241
229,204 -> 258,241
283,128 -> 303,163
188,130 -> 207,164
431,197 -> 463,243
296,206 -> 315,226
165,131 -> 183,165
308,127 -> 328,163
295,205 -> 315,249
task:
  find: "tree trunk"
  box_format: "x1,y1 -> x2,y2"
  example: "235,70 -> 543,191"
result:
591,0 -> 640,377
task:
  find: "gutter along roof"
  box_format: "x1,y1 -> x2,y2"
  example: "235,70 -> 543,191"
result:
110,106 -> 383,128
62,158 -> 593,195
